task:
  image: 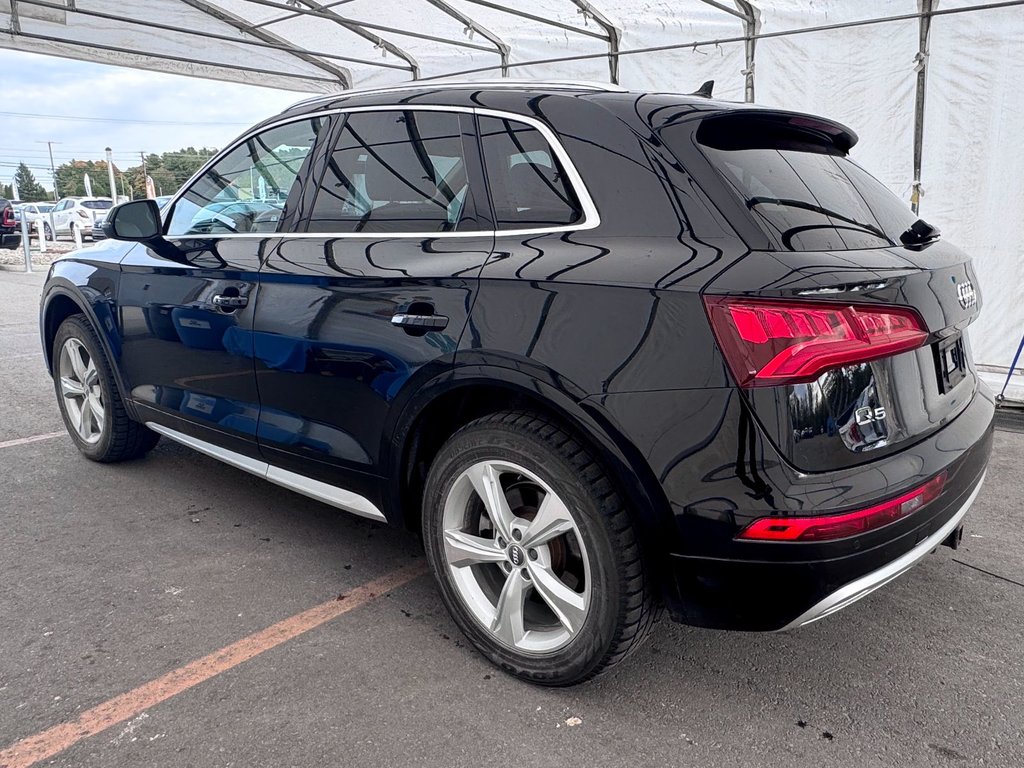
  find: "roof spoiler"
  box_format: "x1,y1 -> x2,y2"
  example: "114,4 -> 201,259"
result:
693,109 -> 859,152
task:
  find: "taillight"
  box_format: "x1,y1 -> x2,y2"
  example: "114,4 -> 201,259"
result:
704,297 -> 928,387
1,208 -> 13,226
76,209 -> 90,219
737,472 -> 947,542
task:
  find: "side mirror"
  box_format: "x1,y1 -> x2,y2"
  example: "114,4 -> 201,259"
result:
104,200 -> 162,242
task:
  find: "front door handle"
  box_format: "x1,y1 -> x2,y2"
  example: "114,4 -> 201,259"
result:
391,312 -> 448,330
212,294 -> 248,309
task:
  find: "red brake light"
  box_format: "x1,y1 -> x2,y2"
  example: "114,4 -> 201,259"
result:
704,297 -> 928,387
737,472 -> 947,542
1,207 -> 13,226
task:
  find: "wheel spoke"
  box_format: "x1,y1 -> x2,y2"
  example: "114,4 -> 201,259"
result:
59,376 -> 85,398
83,359 -> 99,388
443,530 -> 507,568
68,342 -> 88,381
527,562 -> 588,634
78,396 -> 93,438
520,492 -> 576,548
466,462 -> 516,541
490,571 -> 528,646
89,394 -> 105,429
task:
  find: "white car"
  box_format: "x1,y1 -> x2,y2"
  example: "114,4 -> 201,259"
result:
16,202 -> 55,233
48,197 -> 114,241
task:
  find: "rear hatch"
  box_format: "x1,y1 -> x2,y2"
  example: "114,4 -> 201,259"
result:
660,110 -> 982,472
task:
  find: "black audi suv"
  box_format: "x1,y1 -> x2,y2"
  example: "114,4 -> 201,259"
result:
40,81 -> 993,685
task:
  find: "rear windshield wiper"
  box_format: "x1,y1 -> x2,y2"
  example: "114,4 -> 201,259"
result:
899,218 -> 941,246
747,196 -> 891,243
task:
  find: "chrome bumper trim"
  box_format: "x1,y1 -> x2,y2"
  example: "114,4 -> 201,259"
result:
779,471 -> 986,632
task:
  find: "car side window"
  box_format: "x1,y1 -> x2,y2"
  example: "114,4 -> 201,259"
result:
477,116 -> 583,230
307,110 -> 476,234
166,117 -> 328,237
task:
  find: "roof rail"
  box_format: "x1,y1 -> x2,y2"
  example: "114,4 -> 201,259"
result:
289,78 -> 627,109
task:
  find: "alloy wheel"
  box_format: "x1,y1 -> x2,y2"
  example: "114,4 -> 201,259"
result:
441,460 -> 591,653
58,337 -> 105,444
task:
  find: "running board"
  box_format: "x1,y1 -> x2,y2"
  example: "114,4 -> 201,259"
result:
146,422 -> 386,522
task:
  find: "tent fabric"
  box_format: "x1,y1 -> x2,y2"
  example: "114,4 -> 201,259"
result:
2,0 -> 1022,385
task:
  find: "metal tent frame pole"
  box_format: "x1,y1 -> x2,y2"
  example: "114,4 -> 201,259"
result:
911,0 -> 935,215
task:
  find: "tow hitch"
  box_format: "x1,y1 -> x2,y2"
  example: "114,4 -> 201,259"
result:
942,524 -> 964,550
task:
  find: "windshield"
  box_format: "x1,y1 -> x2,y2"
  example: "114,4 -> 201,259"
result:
668,118 -> 920,251
82,200 -> 113,210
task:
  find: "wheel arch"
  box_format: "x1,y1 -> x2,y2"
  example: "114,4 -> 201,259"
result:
40,281 -> 136,420
386,367 -> 676,576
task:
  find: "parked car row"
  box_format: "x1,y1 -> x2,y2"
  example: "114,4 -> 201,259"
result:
1,196 -> 177,244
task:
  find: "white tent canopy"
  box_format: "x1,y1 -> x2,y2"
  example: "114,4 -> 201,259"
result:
2,0 -> 1022,391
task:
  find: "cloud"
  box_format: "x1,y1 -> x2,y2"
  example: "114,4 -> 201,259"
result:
0,49 -> 313,195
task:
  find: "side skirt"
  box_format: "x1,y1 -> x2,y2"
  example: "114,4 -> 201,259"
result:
146,422 -> 386,522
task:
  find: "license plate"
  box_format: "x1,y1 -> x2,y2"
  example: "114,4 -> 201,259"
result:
934,334 -> 966,393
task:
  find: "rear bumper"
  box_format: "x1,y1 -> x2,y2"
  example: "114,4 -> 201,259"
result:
778,471 -> 984,631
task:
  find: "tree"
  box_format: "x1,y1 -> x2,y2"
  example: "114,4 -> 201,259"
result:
14,162 -> 47,201
54,160 -> 115,198
1,183 -> 12,199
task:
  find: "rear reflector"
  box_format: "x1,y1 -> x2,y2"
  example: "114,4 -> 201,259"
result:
704,297 -> 928,387
737,472 -> 947,542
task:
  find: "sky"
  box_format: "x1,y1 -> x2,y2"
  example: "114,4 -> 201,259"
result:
0,49 -> 316,198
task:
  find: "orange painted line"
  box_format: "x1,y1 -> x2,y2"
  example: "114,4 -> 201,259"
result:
0,561 -> 428,768
0,432 -> 65,450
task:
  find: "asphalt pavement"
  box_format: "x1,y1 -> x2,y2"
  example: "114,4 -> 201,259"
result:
1,267 -> 1022,768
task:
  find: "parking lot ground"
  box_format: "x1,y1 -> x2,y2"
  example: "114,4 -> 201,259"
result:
1,267 -> 1022,768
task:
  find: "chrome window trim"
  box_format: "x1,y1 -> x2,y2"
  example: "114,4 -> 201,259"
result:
163,104 -> 599,241
146,422 -> 387,522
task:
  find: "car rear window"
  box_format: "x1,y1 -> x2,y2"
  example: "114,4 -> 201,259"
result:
82,200 -> 113,210
667,115 -> 918,251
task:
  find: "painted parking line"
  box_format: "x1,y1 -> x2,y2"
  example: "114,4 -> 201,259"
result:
0,432 -> 65,450
0,561 -> 429,768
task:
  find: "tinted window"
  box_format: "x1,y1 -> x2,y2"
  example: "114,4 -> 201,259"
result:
685,121 -> 917,251
478,116 -> 582,230
308,110 -> 475,234
82,200 -> 113,210
167,117 -> 327,236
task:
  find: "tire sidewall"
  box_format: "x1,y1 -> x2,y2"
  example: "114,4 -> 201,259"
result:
52,317 -> 116,460
423,423 -> 623,685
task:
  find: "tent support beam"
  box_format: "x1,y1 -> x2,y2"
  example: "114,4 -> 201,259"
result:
569,1 -> 622,84
423,0 -> 510,77
179,0 -> 350,87
911,0 -> 935,214
15,0 -> 408,74
460,0 -> 608,41
734,0 -> 759,102
240,0 -> 421,79
3,29 -> 344,87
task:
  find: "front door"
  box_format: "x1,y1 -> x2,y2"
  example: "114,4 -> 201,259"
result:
116,116 -> 333,458
252,108 -> 492,499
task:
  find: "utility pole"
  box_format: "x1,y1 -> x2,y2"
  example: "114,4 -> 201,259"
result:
140,151 -> 148,198
36,140 -> 61,200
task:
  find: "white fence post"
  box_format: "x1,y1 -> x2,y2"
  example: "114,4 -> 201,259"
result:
35,220 -> 47,253
19,214 -> 32,273
72,223 -> 83,249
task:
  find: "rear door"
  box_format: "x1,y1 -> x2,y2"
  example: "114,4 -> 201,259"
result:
116,115 -> 333,457
252,107 -> 491,494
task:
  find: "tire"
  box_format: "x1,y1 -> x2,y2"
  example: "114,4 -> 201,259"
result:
422,411 -> 659,685
43,223 -> 53,240
52,315 -> 160,462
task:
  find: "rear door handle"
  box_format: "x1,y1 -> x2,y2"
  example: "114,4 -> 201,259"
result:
212,294 -> 248,309
391,312 -> 448,330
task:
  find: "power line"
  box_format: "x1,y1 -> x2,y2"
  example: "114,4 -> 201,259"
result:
0,110 -> 249,126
